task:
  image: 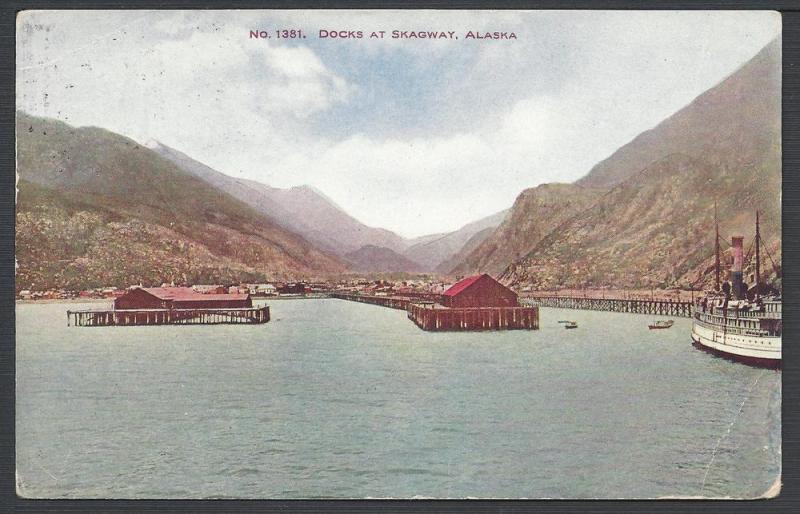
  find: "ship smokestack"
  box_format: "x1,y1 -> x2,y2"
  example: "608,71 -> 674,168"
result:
731,236 -> 745,299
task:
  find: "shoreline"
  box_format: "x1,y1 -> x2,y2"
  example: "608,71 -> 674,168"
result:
16,298 -> 110,305
15,295 -> 332,305
16,289 -> 701,305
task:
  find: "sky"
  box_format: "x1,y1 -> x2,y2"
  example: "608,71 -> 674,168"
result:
17,10 -> 781,238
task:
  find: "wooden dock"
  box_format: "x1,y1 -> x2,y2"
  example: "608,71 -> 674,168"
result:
407,303 -> 538,331
67,306 -> 270,327
330,292 -> 412,310
332,292 -> 539,331
522,295 -> 693,317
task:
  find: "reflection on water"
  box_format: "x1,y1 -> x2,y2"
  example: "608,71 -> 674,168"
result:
16,299 -> 781,498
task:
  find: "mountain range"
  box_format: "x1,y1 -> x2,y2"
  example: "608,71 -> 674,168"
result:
15,39 -> 781,292
148,139 -> 506,271
450,184 -> 602,275
343,245 -> 426,274
15,115 -> 503,290
15,113 -> 347,291
448,39 -> 781,290
147,141 -> 409,256
403,209 -> 509,272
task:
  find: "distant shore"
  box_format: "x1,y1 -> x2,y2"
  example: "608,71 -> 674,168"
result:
16,289 -> 702,305
15,295 -> 329,304
16,298 -> 110,305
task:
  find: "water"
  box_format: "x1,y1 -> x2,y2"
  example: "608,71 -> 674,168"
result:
16,299 -> 781,499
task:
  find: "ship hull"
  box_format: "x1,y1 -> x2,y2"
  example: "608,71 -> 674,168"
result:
691,321 -> 781,369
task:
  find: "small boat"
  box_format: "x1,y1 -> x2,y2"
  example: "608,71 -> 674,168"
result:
648,320 -> 674,330
564,321 -> 578,329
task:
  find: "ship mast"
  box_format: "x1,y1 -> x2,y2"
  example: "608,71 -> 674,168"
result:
715,202 -> 721,292
755,210 -> 761,289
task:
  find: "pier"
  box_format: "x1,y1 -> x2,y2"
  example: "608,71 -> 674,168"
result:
67,306 -> 270,327
330,292 -> 412,310
331,292 -> 539,331
522,295 -> 693,317
407,303 -> 538,331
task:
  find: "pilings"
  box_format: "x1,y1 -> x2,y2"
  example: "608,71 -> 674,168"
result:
67,306 -> 270,327
332,292 -> 539,331
407,303 -> 539,331
523,296 -> 693,317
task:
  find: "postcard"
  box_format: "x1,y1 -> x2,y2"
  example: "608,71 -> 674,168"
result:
15,9 -> 782,499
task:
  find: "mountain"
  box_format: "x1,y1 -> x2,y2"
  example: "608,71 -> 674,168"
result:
401,209 -> 508,271
434,226 -> 495,275
502,153 -> 781,289
577,41 -> 780,190
15,112 -> 346,291
149,140 -> 513,271
147,141 -> 407,255
450,39 -> 781,290
343,245 -> 425,274
447,184 -> 604,275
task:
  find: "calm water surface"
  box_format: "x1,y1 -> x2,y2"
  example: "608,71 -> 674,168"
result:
16,299 -> 781,498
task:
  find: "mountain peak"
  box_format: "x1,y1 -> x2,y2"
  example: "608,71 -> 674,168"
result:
495,38 -> 781,290
147,141 -> 408,256
143,138 -> 163,150
15,113 -> 347,290
576,38 -> 780,190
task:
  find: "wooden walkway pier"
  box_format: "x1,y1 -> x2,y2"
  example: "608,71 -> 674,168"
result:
68,306 -> 270,327
330,292 -> 412,310
407,303 -> 539,331
332,292 -> 539,331
522,295 -> 693,317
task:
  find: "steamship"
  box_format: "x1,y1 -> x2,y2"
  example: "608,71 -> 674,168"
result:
691,211 -> 782,369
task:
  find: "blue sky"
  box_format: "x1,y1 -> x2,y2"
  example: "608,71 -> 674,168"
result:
17,10 -> 781,237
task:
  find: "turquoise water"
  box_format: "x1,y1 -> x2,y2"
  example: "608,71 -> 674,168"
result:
16,299 -> 781,498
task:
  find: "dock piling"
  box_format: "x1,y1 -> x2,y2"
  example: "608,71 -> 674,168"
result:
67,306 -> 270,327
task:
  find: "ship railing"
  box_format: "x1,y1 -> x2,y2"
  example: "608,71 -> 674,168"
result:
695,309 -> 781,320
693,317 -> 780,337
745,329 -> 772,337
695,312 -> 770,329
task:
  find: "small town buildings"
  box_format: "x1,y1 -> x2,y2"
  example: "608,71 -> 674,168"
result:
192,284 -> 226,294
307,282 -> 331,293
247,284 -> 277,296
114,287 -> 252,310
278,282 -> 308,295
101,287 -> 117,298
439,274 -> 519,308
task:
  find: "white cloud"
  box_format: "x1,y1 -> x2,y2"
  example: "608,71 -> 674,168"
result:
263,44 -> 352,116
17,10 -> 352,179
17,10 -> 781,237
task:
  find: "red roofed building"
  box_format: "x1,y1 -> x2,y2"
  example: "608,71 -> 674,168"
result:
114,287 -> 252,310
440,274 -> 518,308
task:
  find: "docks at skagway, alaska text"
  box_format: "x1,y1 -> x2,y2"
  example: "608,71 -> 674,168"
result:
249,29 -> 518,40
